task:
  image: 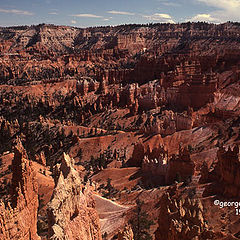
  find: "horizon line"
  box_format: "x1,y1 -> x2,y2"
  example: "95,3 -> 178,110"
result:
0,21 -> 239,29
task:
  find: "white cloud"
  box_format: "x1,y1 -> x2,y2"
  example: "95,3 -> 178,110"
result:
186,13 -> 219,22
143,13 -> 175,23
0,8 -> 33,16
194,0 -> 240,22
48,12 -> 58,15
157,0 -> 180,7
162,2 -> 180,7
71,13 -> 103,18
103,18 -> 110,21
198,0 -> 240,11
71,20 -> 77,24
107,10 -> 135,16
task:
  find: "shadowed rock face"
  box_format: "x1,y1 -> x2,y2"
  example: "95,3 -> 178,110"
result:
154,187 -> 234,240
47,153 -> 102,240
131,143 -> 194,186
201,145 -> 240,198
0,139 -> 40,240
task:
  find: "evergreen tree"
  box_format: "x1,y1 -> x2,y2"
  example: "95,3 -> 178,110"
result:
89,128 -> 93,136
175,172 -> 182,183
69,129 -> 73,137
90,155 -> 95,169
102,232 -> 108,239
77,148 -> 83,160
130,199 -> 154,240
61,128 -> 65,138
106,178 -> 114,197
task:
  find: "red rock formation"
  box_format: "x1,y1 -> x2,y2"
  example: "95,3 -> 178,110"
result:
141,110 -> 193,136
0,22 -> 240,240
0,139 -> 40,240
0,22 -> 239,85
141,145 -> 194,185
214,145 -> 240,198
127,143 -> 145,167
117,33 -> 145,53
118,224 -> 134,240
166,146 -> 195,184
199,161 -> 210,184
35,151 -> 46,166
47,153 -> 102,240
76,77 -> 99,96
154,189 -> 226,240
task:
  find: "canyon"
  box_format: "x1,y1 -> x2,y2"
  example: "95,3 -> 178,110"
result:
0,22 -> 240,239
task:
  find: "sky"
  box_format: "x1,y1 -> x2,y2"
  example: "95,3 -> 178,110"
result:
0,0 -> 240,27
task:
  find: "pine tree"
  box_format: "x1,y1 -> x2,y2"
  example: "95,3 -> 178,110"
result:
106,178 -> 113,197
89,128 -> 93,136
90,156 -> 95,169
77,148 -> 83,160
130,199 -> 154,240
102,232 -> 108,239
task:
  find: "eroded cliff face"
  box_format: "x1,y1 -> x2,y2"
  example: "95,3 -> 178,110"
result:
201,145 -> 240,198
0,139 -> 40,240
0,22 -> 239,86
216,146 -> 240,198
129,142 -> 194,186
155,192 -> 208,240
0,142 -> 102,240
47,153 -> 102,240
154,187 -> 234,240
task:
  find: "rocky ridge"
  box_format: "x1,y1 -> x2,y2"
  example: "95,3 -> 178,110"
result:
47,153 -> 102,240
0,139 -> 40,240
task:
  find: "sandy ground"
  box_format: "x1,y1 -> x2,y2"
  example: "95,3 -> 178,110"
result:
93,194 -> 132,237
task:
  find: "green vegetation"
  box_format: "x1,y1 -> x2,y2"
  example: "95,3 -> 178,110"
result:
130,199 -> 154,240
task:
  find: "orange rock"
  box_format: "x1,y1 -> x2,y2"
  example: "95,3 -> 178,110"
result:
47,153 -> 102,240
0,139 -> 40,240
